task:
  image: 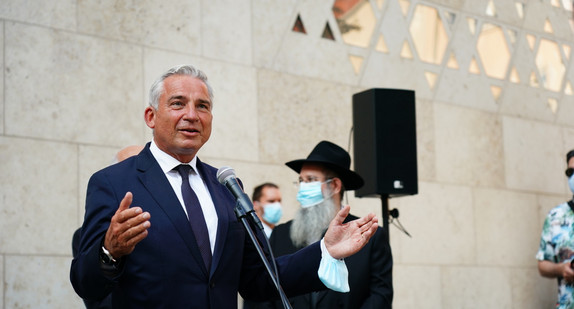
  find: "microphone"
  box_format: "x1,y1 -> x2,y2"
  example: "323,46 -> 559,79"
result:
217,166 -> 263,230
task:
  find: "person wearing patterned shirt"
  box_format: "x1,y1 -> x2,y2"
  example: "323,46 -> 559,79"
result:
537,149 -> 574,308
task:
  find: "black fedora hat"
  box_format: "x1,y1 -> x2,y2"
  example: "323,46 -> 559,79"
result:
286,141 -> 364,190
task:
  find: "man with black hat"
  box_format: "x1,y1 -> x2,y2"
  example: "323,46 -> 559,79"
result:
262,140 -> 394,308
537,149 -> 574,308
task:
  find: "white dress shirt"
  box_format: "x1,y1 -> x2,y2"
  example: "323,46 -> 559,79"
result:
148,141 -> 348,291
263,222 -> 273,238
149,141 -> 218,254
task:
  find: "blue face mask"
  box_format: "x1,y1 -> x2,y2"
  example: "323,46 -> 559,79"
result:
569,175 -> 574,194
262,202 -> 282,224
297,180 -> 331,208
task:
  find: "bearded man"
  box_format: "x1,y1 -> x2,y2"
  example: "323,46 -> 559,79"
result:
267,140 -> 394,309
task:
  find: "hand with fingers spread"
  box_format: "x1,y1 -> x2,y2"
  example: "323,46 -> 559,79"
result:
103,192 -> 151,259
323,205 -> 379,260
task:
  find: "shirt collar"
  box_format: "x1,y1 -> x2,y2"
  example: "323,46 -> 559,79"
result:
149,140 -> 198,175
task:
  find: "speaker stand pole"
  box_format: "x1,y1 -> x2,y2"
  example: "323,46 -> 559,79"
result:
381,194 -> 390,242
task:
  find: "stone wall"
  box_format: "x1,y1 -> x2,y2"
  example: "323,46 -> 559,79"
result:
0,0 -> 572,308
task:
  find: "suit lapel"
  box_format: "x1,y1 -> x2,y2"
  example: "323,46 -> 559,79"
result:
196,159 -> 231,276
136,146 -> 209,277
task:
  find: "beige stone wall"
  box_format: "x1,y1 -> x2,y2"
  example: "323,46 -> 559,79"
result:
0,0 -> 572,308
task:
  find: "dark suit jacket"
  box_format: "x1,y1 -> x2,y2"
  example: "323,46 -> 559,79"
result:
262,215 -> 393,309
70,144 -> 325,308
72,227 -> 112,309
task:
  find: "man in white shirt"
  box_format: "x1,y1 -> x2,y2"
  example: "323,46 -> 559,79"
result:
70,64 -> 379,308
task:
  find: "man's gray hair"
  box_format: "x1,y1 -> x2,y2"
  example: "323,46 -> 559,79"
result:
148,64 -> 214,109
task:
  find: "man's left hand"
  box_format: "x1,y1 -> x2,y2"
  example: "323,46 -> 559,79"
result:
323,205 -> 378,259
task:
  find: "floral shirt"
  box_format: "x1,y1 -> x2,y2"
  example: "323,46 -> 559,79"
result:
537,202 -> 574,309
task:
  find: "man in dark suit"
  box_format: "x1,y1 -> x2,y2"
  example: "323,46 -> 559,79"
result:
264,141 -> 394,308
70,65 -> 380,308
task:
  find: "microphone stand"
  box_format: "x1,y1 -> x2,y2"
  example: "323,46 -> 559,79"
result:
234,201 -> 293,309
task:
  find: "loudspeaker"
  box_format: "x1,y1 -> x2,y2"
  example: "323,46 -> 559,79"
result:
352,88 -> 418,198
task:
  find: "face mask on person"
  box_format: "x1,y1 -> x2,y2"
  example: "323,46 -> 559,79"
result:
296,180 -> 332,208
262,202 -> 282,224
569,174 -> 574,194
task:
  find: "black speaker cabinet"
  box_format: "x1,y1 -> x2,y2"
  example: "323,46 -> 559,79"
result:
352,88 -> 418,198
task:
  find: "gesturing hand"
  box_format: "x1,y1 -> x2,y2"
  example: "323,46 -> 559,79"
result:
323,205 -> 378,260
104,192 -> 151,259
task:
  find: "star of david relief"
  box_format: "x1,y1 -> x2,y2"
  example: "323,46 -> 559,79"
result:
289,0 -> 574,114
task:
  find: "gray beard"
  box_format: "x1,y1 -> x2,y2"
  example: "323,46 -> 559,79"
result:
290,197 -> 338,248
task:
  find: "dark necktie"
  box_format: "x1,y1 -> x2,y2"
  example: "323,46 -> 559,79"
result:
175,164 -> 212,270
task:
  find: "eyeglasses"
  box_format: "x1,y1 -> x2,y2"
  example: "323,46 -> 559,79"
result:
566,167 -> 574,178
296,176 -> 321,185
293,177 -> 333,186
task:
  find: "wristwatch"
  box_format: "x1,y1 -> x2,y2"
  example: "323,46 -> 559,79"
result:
100,245 -> 118,265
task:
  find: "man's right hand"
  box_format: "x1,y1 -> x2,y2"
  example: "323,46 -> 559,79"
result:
103,192 -> 151,259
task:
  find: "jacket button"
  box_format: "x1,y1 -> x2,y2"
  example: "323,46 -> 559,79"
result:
209,281 -> 215,289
